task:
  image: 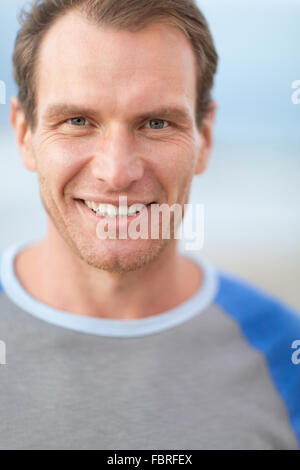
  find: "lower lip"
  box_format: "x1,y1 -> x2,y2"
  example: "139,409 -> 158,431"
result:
76,200 -> 152,229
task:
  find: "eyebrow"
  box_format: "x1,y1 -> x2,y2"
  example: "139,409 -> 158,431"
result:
136,107 -> 193,125
42,104 -> 193,125
42,105 -> 99,120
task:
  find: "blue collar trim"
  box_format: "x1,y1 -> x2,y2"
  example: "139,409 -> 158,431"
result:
0,242 -> 219,338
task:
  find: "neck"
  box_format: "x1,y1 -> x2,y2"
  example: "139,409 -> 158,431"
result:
15,219 -> 203,320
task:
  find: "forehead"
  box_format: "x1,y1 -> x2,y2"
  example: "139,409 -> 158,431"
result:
36,10 -> 198,117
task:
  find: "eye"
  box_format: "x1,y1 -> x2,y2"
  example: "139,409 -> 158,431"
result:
67,117 -> 89,126
145,119 -> 169,130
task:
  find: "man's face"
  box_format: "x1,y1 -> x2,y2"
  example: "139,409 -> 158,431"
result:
20,11 -> 211,272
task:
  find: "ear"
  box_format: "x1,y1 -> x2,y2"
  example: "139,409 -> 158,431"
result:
10,96 -> 36,172
194,101 -> 217,175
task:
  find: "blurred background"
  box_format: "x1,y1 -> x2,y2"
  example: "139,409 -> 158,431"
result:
0,0 -> 299,308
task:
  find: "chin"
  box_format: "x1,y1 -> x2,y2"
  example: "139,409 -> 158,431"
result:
70,234 -> 171,273
45,199 -> 174,273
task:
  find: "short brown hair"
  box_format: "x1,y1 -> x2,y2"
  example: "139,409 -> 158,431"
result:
13,0 -> 218,130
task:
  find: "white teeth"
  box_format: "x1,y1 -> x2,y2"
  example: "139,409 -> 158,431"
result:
128,203 -> 145,215
97,204 -> 114,217
83,201 -> 147,217
108,204 -> 118,217
85,201 -> 95,210
118,206 -> 128,217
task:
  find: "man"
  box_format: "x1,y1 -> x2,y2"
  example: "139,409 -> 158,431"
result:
0,0 -> 299,450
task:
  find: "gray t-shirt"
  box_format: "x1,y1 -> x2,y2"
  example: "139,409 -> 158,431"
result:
0,242 -> 300,450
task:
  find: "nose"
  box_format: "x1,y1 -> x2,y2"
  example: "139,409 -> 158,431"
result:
90,124 -> 144,191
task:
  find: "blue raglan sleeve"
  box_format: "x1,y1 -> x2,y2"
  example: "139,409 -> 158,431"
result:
215,271 -> 300,448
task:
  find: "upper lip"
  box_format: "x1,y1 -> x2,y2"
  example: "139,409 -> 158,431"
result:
76,198 -> 154,206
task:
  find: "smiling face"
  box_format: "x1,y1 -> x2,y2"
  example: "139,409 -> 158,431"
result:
14,10 -> 214,272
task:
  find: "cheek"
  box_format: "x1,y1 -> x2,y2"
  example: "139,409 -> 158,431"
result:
35,138 -> 90,190
149,140 -> 196,199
